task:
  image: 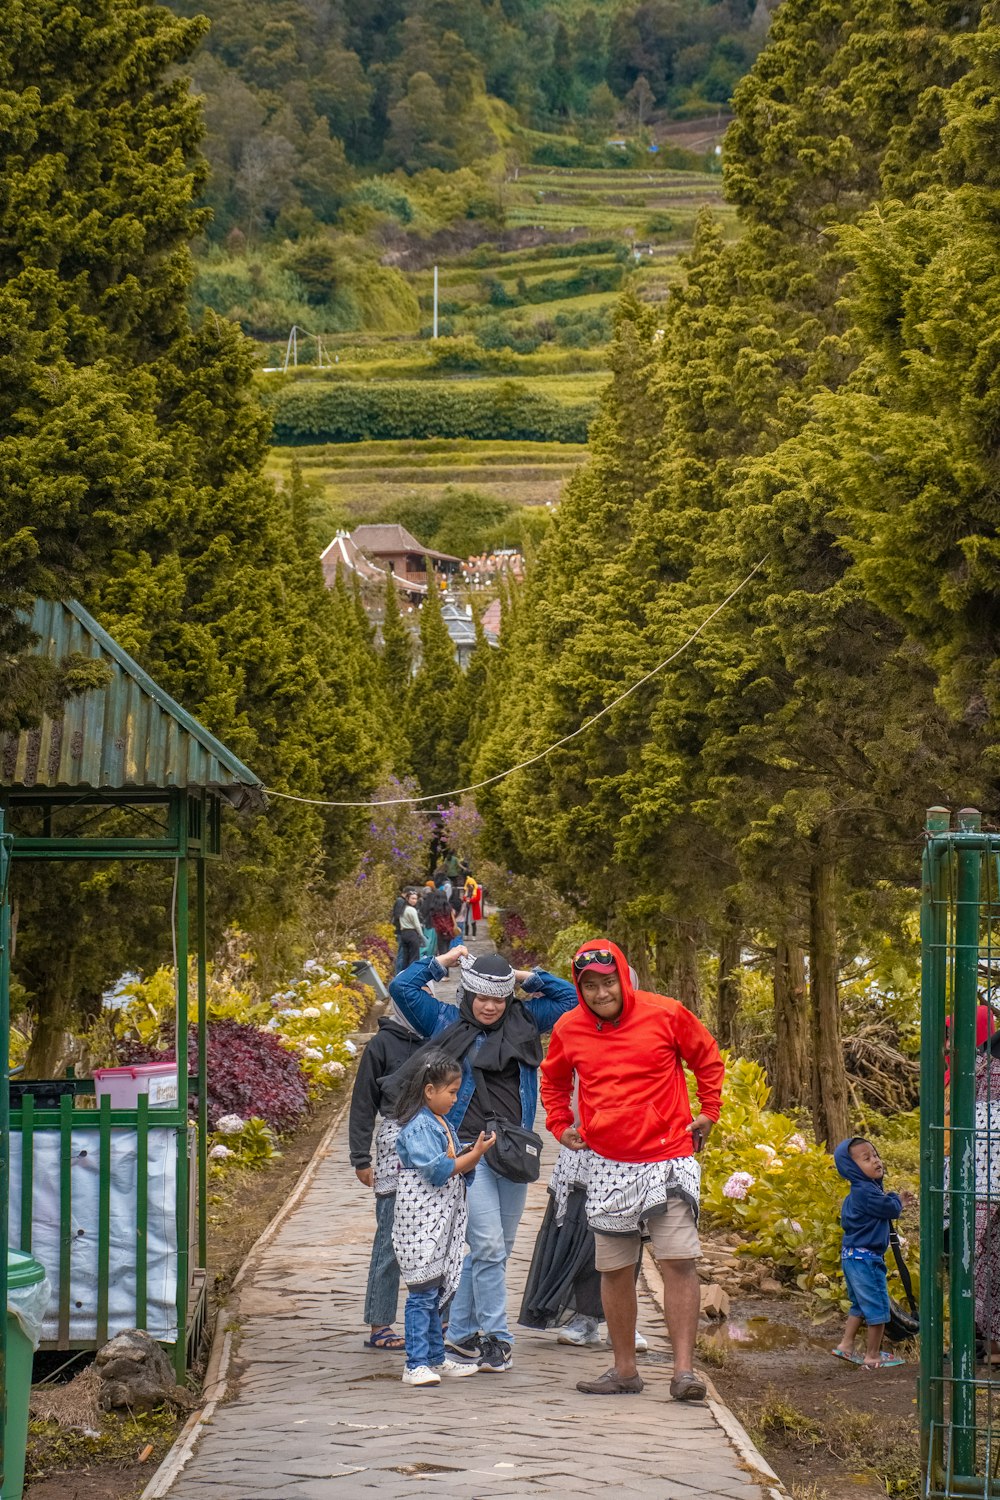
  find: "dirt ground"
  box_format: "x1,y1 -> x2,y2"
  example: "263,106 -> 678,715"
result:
705,1293 -> 919,1499
22,1082 -> 351,1500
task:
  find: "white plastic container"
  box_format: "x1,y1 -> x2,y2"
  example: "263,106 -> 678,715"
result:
92,1063 -> 179,1109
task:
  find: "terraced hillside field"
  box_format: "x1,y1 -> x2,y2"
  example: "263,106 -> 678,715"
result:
266,163 -> 737,534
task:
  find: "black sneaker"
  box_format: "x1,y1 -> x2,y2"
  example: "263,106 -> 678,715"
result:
477,1335 -> 513,1372
443,1333 -> 481,1361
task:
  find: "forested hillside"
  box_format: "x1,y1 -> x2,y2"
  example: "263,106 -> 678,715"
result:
165,0 -> 770,241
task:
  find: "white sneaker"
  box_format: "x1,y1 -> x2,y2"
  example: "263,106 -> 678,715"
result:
558,1315 -> 602,1347
402,1364 -> 441,1386
635,1330 -> 649,1353
432,1357 -> 479,1378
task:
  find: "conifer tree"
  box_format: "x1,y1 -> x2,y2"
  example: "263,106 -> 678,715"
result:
408,580 -> 464,799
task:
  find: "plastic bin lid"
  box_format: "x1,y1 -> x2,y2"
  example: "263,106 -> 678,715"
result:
7,1249 -> 46,1288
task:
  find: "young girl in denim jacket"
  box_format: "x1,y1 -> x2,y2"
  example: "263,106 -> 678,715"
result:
392,1049 -> 495,1387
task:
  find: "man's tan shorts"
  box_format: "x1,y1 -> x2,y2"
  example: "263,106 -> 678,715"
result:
593,1196 -> 701,1271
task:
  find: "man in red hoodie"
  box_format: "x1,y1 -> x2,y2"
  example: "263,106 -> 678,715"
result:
540,941 -> 724,1400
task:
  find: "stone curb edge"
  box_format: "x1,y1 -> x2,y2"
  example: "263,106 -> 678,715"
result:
641,1248 -> 788,1499
139,1086 -> 355,1499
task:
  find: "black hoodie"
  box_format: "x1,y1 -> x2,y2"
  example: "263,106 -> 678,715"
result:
348,1016 -> 424,1169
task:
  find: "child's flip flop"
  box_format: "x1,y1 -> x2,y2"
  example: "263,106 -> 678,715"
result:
863,1351 -> 904,1369
830,1348 -> 862,1365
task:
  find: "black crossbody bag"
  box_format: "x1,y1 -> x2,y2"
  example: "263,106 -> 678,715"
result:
471,1067 -> 542,1184
886,1223 -> 919,1342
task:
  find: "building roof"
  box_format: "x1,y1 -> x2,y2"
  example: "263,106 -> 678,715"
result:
320,532 -> 427,596
0,599 -> 265,809
351,523 -> 460,566
441,601 -> 478,648
481,599 -> 502,640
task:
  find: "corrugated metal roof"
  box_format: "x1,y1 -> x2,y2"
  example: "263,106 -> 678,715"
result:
0,600 -> 265,808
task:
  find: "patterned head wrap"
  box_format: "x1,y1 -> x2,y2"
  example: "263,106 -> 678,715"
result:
459,952 -> 516,999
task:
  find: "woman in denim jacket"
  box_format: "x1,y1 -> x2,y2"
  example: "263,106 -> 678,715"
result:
390,943 -> 577,1372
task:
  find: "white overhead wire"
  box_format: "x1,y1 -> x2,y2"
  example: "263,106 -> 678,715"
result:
264,556 -> 769,810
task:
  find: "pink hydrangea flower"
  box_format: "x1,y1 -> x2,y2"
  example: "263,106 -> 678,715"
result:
785,1133 -> 807,1153
722,1171 -> 755,1200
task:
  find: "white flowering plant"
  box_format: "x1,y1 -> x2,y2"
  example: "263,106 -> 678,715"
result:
207,1116 -> 281,1173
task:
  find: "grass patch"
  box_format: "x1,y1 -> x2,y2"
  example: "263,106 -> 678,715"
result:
27,1407 -> 180,1483
737,1388 -> 920,1500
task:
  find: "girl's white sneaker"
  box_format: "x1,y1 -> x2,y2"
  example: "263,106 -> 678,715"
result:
402,1365 -> 441,1386
432,1357 -> 479,1378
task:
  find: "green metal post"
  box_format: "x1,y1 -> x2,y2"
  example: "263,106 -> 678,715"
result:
951,808 -> 982,1480
921,808 -> 950,1488
0,811 -> 13,1491
196,855 -> 208,1271
174,838 -> 190,1382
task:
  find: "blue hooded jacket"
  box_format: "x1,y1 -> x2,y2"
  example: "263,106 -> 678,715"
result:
834,1138 -> 902,1254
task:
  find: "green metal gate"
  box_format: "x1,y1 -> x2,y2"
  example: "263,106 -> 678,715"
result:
921,805 -> 1000,1496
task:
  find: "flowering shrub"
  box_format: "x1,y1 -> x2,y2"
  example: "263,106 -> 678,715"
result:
208,1116 -> 280,1173
700,1058 -> 854,1312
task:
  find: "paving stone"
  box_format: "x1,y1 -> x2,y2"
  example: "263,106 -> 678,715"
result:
165,947 -> 776,1500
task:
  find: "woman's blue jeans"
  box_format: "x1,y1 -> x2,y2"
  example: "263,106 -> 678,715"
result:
363,1192 -> 400,1328
446,1159 -> 527,1344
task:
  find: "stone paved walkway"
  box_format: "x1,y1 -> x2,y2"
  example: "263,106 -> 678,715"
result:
166,948 -> 776,1499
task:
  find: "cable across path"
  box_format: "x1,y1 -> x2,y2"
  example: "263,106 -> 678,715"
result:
264,558 -> 769,811
152,935 -> 783,1500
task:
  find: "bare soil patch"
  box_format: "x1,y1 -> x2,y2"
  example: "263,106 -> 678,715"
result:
706,1293 -> 919,1498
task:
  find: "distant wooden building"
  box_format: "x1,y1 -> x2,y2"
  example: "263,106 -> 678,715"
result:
320,531 -> 425,607
350,523 -> 461,589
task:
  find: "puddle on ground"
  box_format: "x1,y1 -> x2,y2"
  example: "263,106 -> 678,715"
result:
702,1316 -> 829,1354
390,1464 -> 463,1476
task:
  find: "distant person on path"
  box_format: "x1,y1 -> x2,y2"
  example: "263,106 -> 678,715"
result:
391,886 -> 408,975
390,944 -> 577,1372
832,1137 -> 909,1369
463,875 -> 483,937
445,850 -> 461,883
540,940 -> 724,1400
392,1049 -> 494,1387
349,1001 -> 424,1351
398,890 -> 424,969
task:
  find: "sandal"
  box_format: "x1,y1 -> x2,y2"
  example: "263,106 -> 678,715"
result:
364,1326 -> 406,1351
830,1348 -> 863,1365
863,1351 -> 904,1369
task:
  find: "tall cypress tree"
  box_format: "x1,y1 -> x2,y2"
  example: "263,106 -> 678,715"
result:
0,0 -> 391,1070
408,580 -> 464,799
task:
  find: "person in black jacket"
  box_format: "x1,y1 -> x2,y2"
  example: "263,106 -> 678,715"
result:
350,1011 -> 425,1350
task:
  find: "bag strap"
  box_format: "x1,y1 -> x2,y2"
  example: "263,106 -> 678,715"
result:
889,1222 -> 917,1314
471,1066 -> 496,1122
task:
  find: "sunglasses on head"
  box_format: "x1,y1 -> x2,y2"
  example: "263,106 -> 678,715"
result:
573,949 -> 615,973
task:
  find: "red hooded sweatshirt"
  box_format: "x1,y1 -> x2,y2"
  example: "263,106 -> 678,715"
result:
540,940 -> 725,1164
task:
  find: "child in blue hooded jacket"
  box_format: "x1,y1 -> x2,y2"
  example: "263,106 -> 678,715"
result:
832,1136 -> 908,1369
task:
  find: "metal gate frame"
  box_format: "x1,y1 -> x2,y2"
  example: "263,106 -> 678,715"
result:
921,805 -> 1000,1496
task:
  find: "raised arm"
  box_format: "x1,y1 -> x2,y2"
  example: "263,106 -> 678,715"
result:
389,958 -> 453,1038
518,968 -> 578,1034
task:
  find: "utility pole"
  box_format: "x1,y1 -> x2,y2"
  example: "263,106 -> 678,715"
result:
433,266 -> 439,339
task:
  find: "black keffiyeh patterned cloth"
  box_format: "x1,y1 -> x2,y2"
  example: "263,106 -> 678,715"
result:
585,1154 -> 702,1234
392,1167 -> 467,1300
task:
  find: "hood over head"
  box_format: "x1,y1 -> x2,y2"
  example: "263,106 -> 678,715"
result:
834,1137 -> 878,1187
572,939 -> 637,1024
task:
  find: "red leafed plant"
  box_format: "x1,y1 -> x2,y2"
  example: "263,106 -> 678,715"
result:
125,1019 -> 311,1134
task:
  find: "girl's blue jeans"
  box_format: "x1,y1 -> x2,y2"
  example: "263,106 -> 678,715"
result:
404,1286 -> 446,1370
363,1192 -> 400,1329
446,1158 -> 528,1344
